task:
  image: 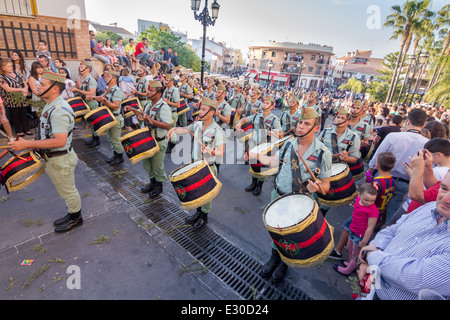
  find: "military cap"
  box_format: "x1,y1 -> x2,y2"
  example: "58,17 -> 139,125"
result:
299,106 -> 320,120
217,84 -> 227,92
201,97 -> 216,108
42,71 -> 66,84
148,81 -> 163,89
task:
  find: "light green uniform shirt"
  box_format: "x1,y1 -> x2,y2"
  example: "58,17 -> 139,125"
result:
143,98 -> 172,139
214,100 -> 232,130
244,112 -> 282,149
230,92 -> 245,109
103,85 -> 124,117
188,120 -> 225,165
39,95 -> 75,152
319,126 -> 361,160
163,86 -> 180,112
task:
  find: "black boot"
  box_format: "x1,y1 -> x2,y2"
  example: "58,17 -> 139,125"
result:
261,249 -> 281,278
192,209 -> 208,231
87,136 -> 100,148
141,178 -> 156,193
185,208 -> 202,225
106,152 -> 118,164
109,152 -> 124,166
149,181 -> 163,199
253,180 -> 264,196
245,178 -> 258,192
166,142 -> 175,154
53,214 -> 70,227
84,135 -> 95,145
272,261 -> 288,282
54,211 -> 83,233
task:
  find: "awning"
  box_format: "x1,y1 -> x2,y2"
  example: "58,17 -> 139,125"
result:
248,73 -> 257,79
273,76 -> 288,82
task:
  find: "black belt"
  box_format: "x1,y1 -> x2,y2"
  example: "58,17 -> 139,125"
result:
275,187 -> 286,196
156,136 -> 165,142
45,147 -> 72,159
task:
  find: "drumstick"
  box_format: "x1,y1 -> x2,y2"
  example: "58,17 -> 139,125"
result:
332,151 -> 354,157
186,128 -> 214,158
297,152 -> 327,196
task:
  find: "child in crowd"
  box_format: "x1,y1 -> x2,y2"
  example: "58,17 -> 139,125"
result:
329,152 -> 396,260
333,183 -> 379,276
118,67 -> 135,99
58,67 -> 75,100
0,96 -> 14,141
36,40 -> 52,65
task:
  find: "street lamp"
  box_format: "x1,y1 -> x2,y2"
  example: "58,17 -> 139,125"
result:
191,0 -> 220,87
409,51 -> 429,106
297,62 -> 306,89
267,59 -> 274,88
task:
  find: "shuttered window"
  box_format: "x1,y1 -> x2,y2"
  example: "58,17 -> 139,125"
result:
0,0 -> 36,16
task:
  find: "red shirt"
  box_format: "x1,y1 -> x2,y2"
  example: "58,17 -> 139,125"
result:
407,182 -> 441,213
350,196 -> 380,237
134,42 -> 145,57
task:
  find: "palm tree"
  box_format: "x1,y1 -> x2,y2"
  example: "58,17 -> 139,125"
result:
426,4 -> 450,93
384,0 -> 434,104
425,58 -> 449,108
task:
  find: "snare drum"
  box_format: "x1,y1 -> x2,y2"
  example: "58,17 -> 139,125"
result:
230,108 -> 241,126
361,140 -> 374,162
121,97 -> 143,119
248,143 -> 278,178
348,157 -> 365,180
120,127 -> 160,165
317,163 -> 357,207
177,99 -> 190,116
263,193 -> 334,268
169,160 -> 222,210
237,123 -> 254,142
0,151 -> 45,192
84,106 -> 118,136
66,97 -> 91,118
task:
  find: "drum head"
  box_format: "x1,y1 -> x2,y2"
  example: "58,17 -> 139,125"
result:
265,194 -> 315,229
331,163 -> 348,176
250,143 -> 272,154
173,160 -> 203,176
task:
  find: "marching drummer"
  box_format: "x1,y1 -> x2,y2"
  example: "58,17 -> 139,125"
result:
250,106 -> 332,282
89,70 -> 125,166
202,78 -> 216,101
235,96 -> 283,196
214,83 -> 232,132
167,97 -> 225,231
280,95 -> 300,135
126,80 -> 172,199
229,84 -> 245,112
163,74 -> 181,154
178,72 -> 193,127
132,65 -> 151,106
71,59 -> 99,148
318,107 -> 361,216
249,87 -> 263,114
348,100 -> 371,149
9,71 -> 82,233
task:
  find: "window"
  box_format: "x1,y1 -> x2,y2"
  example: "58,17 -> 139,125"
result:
308,67 -> 313,72
262,51 -> 267,59
311,54 -> 316,61
0,0 -> 36,16
316,67 -> 322,75
271,51 -> 276,58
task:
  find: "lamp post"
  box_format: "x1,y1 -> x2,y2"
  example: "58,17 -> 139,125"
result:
267,59 -> 274,88
409,51 -> 429,107
297,62 -> 306,89
191,0 -> 220,87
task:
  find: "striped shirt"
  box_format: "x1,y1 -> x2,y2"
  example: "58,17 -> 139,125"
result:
368,201 -> 450,300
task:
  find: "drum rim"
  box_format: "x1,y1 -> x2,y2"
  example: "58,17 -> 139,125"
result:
169,159 -> 207,182
330,163 -> 351,179
263,193 -> 318,234
120,127 -> 151,142
84,106 -> 118,136
248,166 -> 278,178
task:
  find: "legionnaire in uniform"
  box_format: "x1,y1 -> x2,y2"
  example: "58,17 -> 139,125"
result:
9,71 -> 82,233
249,88 -> 263,114
235,96 -> 283,196
280,95 -> 300,135
163,74 -> 181,154
202,79 -> 216,101
90,70 -> 125,166
127,81 -> 172,198
229,84 -> 245,111
71,60 -> 99,147
178,72 -> 193,127
304,91 -> 321,115
318,107 -> 361,215
132,65 -> 151,106
167,97 -> 225,231
348,100 -> 371,152
214,84 -> 232,131
250,106 -> 332,282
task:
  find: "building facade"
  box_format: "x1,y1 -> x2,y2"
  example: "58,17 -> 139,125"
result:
247,41 -> 334,88
0,0 -> 90,62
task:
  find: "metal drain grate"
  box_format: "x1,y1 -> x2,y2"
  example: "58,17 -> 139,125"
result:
74,141 -> 312,300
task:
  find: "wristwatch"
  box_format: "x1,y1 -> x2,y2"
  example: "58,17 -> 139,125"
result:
361,250 -> 374,263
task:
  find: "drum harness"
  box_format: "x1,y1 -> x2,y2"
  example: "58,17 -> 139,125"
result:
319,128 -> 355,164
35,104 -> 75,159
275,140 -> 324,196
146,101 -> 166,142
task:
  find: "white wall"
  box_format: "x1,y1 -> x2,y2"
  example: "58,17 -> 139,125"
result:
36,0 -> 86,20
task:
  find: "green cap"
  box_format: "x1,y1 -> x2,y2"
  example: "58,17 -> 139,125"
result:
201,97 -> 216,108
42,71 -> 66,84
148,81 -> 163,89
300,106 -> 320,120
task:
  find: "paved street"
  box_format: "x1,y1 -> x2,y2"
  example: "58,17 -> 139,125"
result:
0,112 -> 358,301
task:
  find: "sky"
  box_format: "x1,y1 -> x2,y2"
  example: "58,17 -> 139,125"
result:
84,0 -> 448,60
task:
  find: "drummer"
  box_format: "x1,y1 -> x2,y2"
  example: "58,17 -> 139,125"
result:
126,80 -> 172,199
251,106 -> 332,282
348,100 -> 371,151
229,84 -> 245,112
249,87 -> 263,114
89,70 -> 125,166
235,95 -> 283,196
280,95 -> 300,135
132,65 -> 151,106
318,107 -> 361,215
214,83 -> 232,132
202,78 -> 216,101
178,72 -> 193,127
163,74 -> 181,154
70,59 -> 99,148
9,71 -> 82,233
167,97 -> 225,231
